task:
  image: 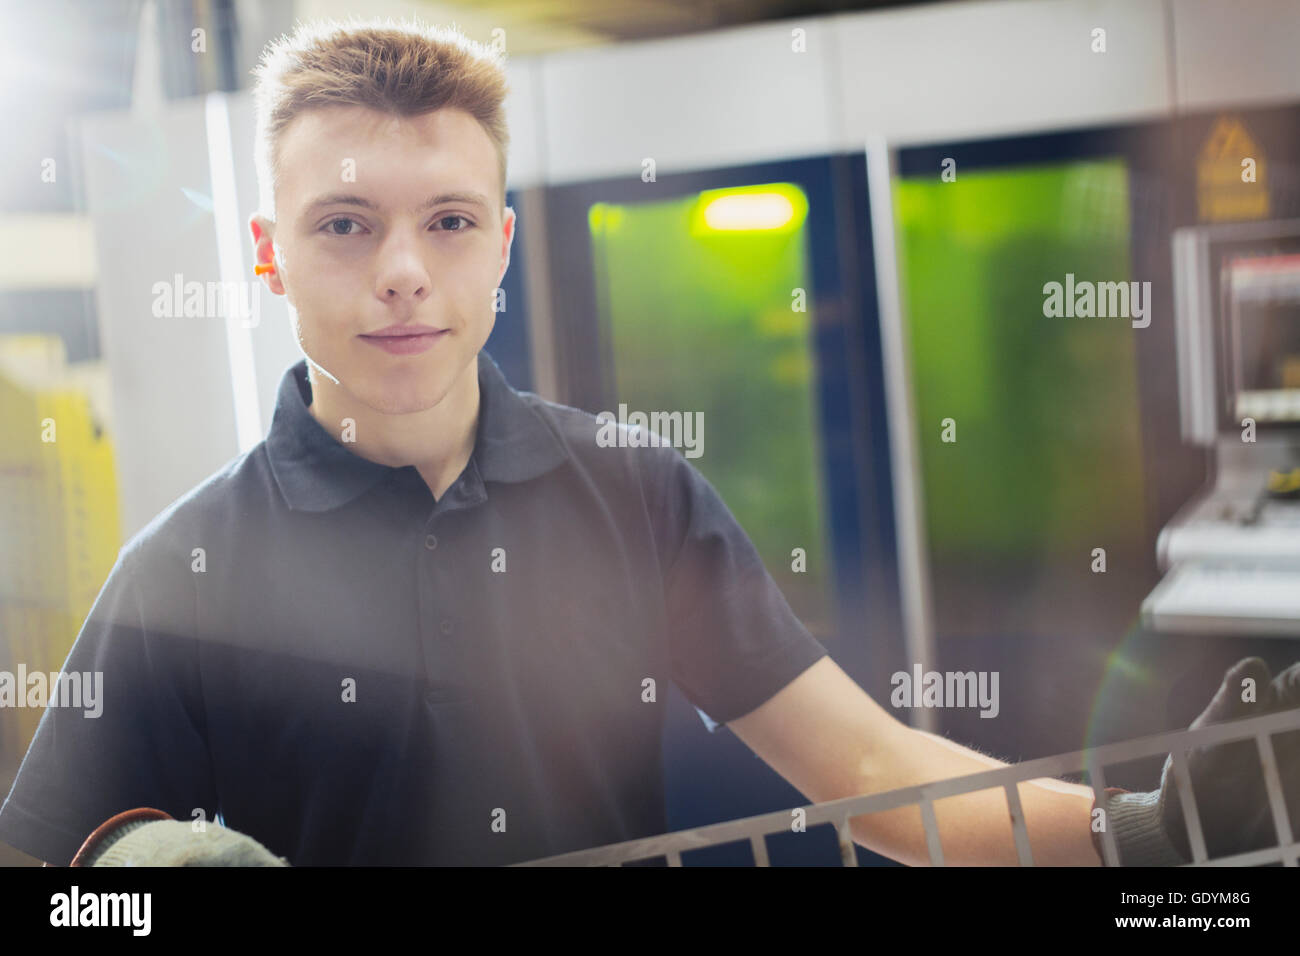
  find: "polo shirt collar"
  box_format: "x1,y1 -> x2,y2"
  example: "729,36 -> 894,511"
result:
265,349 -> 567,512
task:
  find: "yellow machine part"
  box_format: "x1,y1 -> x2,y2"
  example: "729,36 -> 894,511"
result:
0,337 -> 121,758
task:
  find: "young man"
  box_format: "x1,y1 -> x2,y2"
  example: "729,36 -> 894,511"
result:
1,20 -> 1295,867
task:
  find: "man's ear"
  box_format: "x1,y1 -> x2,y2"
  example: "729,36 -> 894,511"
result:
498,205 -> 516,285
249,214 -> 286,295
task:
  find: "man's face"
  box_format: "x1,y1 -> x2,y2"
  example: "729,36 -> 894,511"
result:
252,105 -> 514,415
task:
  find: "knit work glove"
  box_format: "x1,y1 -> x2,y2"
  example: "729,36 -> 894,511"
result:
70,807 -> 289,866
1094,657 -> 1300,865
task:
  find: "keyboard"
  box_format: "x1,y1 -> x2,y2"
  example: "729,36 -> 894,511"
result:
1142,563 -> 1300,636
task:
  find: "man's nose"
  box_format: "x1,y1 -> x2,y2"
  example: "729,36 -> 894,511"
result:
375,236 -> 429,302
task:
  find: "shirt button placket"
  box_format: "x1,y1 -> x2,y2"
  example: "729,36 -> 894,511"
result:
422,527 -> 454,642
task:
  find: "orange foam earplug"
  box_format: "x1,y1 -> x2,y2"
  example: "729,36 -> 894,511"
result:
254,262 -> 275,275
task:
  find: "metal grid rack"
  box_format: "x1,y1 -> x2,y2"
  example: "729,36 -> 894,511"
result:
516,706 -> 1300,867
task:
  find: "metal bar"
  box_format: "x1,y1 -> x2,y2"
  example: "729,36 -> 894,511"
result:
1004,782 -> 1034,867
1167,749 -> 1209,863
517,185 -> 562,401
204,91 -> 262,450
866,135 -> 939,734
918,797 -> 945,866
666,849 -> 682,867
1086,758 -> 1122,868
1255,731 -> 1296,867
750,834 -> 770,867
516,706 -> 1300,866
1197,838 -> 1300,867
838,816 -> 859,867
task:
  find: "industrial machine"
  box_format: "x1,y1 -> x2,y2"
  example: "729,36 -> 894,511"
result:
1143,219 -> 1300,635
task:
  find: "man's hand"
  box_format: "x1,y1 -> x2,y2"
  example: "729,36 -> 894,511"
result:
1104,657 -> 1300,865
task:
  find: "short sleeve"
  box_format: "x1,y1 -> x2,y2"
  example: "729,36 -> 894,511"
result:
650,446 -> 829,727
0,545 -> 218,865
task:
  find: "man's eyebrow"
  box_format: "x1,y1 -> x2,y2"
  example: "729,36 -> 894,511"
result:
301,191 -> 492,216
421,191 -> 491,212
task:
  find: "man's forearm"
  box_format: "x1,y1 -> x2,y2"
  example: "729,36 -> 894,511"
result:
850,726 -> 1101,867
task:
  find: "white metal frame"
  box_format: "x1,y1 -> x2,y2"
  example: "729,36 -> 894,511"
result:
516,706 -> 1300,867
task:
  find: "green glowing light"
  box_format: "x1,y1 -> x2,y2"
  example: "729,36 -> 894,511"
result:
689,183 -> 808,235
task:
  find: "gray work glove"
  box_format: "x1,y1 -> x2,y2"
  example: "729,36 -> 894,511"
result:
1097,657 -> 1300,865
71,808 -> 289,866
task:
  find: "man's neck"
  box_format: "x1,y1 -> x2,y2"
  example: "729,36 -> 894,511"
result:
305,360 -> 481,502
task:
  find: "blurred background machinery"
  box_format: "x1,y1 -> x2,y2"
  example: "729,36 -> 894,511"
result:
1142,219 -> 1300,635
0,337 -> 120,762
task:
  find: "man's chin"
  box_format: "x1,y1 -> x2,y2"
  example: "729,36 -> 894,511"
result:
344,352 -> 444,410
314,341 -> 478,415
356,384 -> 452,416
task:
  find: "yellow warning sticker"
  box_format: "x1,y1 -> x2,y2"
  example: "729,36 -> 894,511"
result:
1197,115 -> 1269,222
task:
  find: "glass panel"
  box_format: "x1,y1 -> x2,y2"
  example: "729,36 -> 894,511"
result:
894,159 -> 1149,640
587,184 -> 833,636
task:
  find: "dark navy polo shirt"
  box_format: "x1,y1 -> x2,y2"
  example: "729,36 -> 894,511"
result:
0,349 -> 828,865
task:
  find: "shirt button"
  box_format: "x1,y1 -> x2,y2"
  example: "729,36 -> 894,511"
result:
425,534 -> 438,551
439,619 -> 454,635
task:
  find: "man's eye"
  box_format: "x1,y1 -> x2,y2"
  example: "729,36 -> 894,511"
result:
325,218 -> 361,235
434,215 -> 473,232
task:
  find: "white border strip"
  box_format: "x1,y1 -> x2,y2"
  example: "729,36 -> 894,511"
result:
205,91 -> 262,450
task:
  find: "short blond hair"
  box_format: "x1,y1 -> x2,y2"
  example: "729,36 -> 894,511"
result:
251,18 -> 510,219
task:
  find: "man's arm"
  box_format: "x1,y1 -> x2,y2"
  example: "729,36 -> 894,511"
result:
727,656 -> 1100,866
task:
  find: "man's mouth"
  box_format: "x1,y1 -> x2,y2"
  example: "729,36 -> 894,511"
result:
359,327 -> 450,355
